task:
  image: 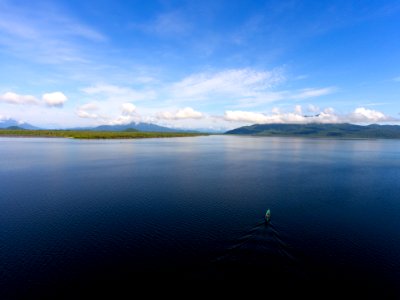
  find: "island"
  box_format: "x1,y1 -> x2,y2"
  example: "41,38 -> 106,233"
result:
225,123 -> 400,139
0,129 -> 207,139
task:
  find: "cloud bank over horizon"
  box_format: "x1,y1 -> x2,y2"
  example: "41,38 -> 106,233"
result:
0,81 -> 398,129
224,106 -> 394,126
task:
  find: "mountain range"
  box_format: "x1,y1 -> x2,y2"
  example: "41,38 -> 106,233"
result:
225,123 -> 400,138
72,122 -> 199,133
0,119 -> 201,133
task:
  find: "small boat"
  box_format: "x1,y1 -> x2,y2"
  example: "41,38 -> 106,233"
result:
265,209 -> 271,223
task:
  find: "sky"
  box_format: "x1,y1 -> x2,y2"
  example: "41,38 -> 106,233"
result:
0,0 -> 400,130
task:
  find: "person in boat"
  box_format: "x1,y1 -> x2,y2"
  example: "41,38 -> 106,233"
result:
265,209 -> 271,222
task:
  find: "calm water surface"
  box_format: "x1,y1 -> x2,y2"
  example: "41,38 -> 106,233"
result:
1,136 -> 399,297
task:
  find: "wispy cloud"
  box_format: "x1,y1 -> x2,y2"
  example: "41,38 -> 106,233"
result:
169,68 -> 285,101
82,84 -> 156,102
231,14 -> 265,45
234,87 -> 336,108
165,67 -> 336,109
132,10 -> 191,36
0,0 -> 106,64
294,75 -> 309,80
62,23 -> 106,42
0,17 -> 39,40
291,87 -> 336,99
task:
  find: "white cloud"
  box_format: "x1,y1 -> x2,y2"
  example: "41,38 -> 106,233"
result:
294,105 -> 302,114
106,102 -> 141,125
108,115 -> 136,125
314,110 -> 341,123
79,102 -> 99,111
121,103 -> 136,115
348,107 -> 390,123
76,101 -> 110,120
0,92 -> 38,105
42,92 -> 67,107
308,104 -> 320,113
224,111 -> 274,123
271,107 -> 281,114
157,107 -> 204,120
323,107 -> 335,114
77,110 -> 99,119
76,102 -> 100,119
75,99 -> 140,124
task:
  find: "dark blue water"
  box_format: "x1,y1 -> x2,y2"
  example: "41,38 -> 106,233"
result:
1,136 -> 400,297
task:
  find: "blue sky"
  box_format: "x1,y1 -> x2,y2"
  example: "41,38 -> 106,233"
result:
0,0 -> 400,130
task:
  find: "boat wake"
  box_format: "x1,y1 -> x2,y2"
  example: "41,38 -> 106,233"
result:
211,219 -> 305,281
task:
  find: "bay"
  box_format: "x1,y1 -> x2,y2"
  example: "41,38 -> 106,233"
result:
1,136 -> 399,297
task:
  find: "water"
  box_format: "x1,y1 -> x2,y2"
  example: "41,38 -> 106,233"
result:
1,136 -> 399,297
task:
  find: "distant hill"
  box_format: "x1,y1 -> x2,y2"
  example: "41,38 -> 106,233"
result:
0,118 -> 40,130
225,123 -> 400,139
5,126 -> 25,130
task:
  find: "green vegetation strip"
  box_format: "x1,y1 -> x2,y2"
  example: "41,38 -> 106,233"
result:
0,130 -> 207,139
